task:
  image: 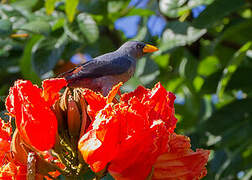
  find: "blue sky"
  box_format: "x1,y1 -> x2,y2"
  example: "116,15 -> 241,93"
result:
114,0 -> 206,38
114,0 -> 166,38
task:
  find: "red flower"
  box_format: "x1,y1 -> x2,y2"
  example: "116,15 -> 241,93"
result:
78,82 -> 210,179
0,119 -> 27,180
5,78 -> 67,151
0,119 -> 12,166
0,162 -> 27,180
152,133 -> 210,180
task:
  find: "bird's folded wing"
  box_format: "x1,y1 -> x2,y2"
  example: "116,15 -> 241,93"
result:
63,55 -> 133,81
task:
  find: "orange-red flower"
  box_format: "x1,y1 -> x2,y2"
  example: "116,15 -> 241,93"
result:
5,78 -> 67,151
0,162 -> 27,180
0,119 -> 27,180
0,119 -> 12,166
152,133 -> 210,180
78,82 -> 210,180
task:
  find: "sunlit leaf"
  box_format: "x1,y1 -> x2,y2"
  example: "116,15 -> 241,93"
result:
198,56 -> 220,76
159,0 -> 187,18
217,42 -> 252,98
160,21 -> 206,52
20,21 -> 51,36
77,13 -> 99,43
65,0 -> 79,22
45,0 -> 58,15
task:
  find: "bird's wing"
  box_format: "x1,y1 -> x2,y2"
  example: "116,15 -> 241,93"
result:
63,55 -> 133,81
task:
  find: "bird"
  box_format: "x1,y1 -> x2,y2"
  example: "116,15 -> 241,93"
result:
61,41 -> 158,96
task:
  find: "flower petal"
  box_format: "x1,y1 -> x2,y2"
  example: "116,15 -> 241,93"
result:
82,89 -> 107,119
0,119 -> 12,164
42,78 -> 67,106
120,85 -> 148,102
108,120 -> 169,180
143,82 -> 177,133
106,82 -> 123,103
6,80 -> 58,151
121,82 -> 177,133
0,162 -> 27,179
153,133 -> 210,180
78,104 -> 121,172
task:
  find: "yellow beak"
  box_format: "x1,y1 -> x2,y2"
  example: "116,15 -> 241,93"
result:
143,44 -> 159,53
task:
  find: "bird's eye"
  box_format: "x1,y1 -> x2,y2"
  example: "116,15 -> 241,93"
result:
136,44 -> 143,49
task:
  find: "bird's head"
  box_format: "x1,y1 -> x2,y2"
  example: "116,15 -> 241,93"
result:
118,41 -> 158,59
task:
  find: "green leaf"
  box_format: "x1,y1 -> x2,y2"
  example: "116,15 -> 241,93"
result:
193,0 -> 245,28
127,9 -> 155,16
178,50 -> 198,81
20,21 -> 51,36
0,19 -> 12,38
11,0 -> 38,11
202,98 -> 252,149
160,21 -> 206,52
220,19 -> 252,45
107,1 -> 124,13
65,0 -> 79,23
198,56 -> 220,76
201,67 -> 252,94
77,13 -> 99,43
159,0 -> 187,18
20,35 -> 42,83
226,67 -> 252,92
31,34 -> 68,76
45,0 -> 57,15
217,42 -> 252,98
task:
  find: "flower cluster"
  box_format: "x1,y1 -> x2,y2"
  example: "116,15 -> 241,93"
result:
1,78 -> 210,179
1,78 -> 67,179
79,82 -> 209,179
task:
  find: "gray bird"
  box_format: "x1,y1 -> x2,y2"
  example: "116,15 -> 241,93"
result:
62,41 -> 158,96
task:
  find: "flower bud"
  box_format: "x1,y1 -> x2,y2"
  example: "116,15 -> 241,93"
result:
79,97 -> 90,138
10,129 -> 28,165
67,95 -> 81,143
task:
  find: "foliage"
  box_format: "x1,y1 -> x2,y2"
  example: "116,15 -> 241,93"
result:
0,0 -> 252,179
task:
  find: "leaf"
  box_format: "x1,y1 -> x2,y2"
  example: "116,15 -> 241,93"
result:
193,0 -> 245,28
77,13 -> 99,43
127,9 -> 155,16
20,35 -> 42,83
20,21 -> 51,36
11,0 -> 38,11
178,50 -> 198,81
220,19 -> 252,45
200,67 -> 252,94
160,21 -> 206,52
122,57 -> 160,92
198,56 -> 220,76
0,19 -> 12,38
159,0 -> 187,18
31,34 -> 68,76
107,1 -> 124,13
45,0 -> 57,15
226,67 -> 252,92
217,42 -> 252,98
202,98 -> 252,150
65,0 -> 79,23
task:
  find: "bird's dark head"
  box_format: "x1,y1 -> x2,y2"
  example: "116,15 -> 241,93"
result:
118,41 -> 158,59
